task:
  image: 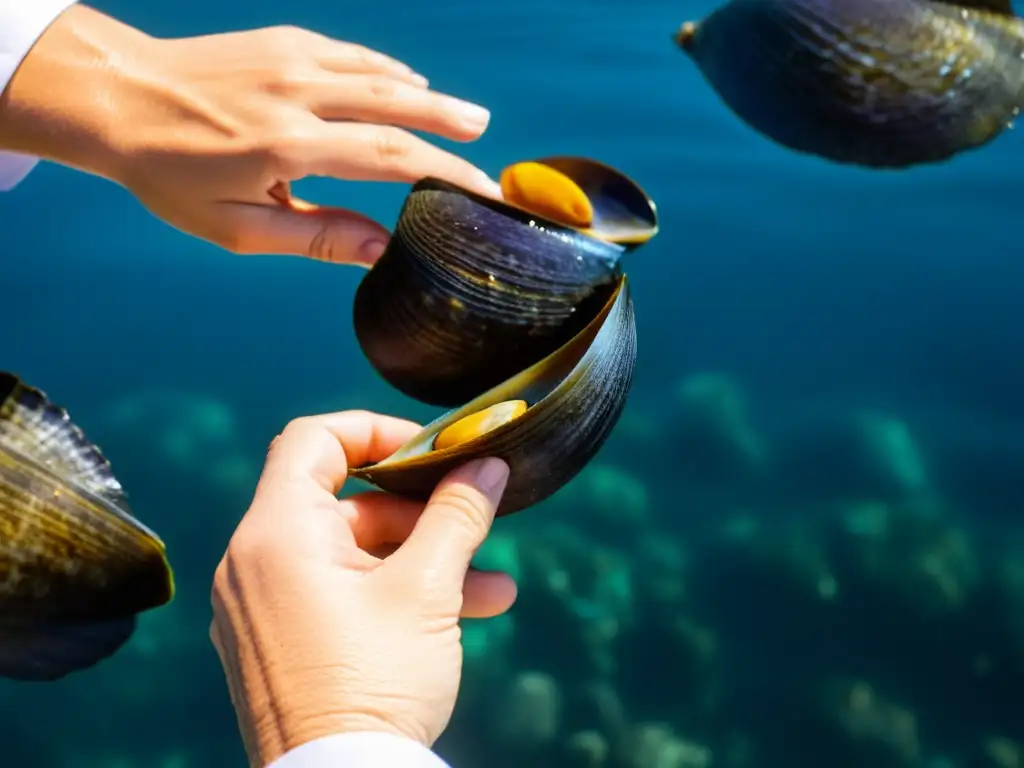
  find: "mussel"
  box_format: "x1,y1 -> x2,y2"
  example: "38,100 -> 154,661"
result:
350,157 -> 658,516
0,372 -> 174,681
674,0 -> 1024,168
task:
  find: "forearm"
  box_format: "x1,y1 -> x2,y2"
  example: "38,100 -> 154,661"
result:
0,3 -> 149,181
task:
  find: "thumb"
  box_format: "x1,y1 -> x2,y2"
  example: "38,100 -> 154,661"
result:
395,458 -> 510,584
220,197 -> 391,265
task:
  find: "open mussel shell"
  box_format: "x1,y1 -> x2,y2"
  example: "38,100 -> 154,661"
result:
353,156 -> 657,408
674,0 -> 1024,168
350,275 -> 636,517
0,374 -> 172,623
0,372 -> 174,680
499,156 -> 659,246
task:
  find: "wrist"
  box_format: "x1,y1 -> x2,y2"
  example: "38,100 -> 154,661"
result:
220,627 -> 425,766
266,732 -> 449,768
0,4 -> 151,182
253,702 -> 423,765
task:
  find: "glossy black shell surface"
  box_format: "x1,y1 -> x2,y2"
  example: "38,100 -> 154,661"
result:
353,178 -> 625,407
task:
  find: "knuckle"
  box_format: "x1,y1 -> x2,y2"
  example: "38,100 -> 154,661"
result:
370,127 -> 413,174
225,526 -> 276,569
430,487 -> 490,538
268,24 -> 311,47
265,416 -> 316,455
334,42 -> 387,71
264,64 -> 314,99
350,45 -> 381,67
280,414 -> 317,437
266,25 -> 330,62
366,75 -> 399,102
256,122 -> 314,177
211,558 -> 230,596
343,409 -> 374,422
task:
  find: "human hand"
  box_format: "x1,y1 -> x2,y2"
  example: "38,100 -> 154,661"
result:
210,411 -> 517,766
0,5 -> 501,264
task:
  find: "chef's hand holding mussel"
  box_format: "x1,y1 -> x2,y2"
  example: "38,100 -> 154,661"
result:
0,155 -> 657,692
209,157 -> 658,765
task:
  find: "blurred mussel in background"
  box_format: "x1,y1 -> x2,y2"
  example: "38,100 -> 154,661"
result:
674,0 -> 1024,168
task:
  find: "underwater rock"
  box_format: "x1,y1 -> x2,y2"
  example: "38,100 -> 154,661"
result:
490,670 -> 563,749
652,371 -> 768,516
615,409 -> 663,445
458,534 -> 522,704
821,680 -> 922,768
632,533 -> 688,608
856,413 -> 931,494
692,516 -> 838,644
459,612 -> 516,714
561,463 -> 650,548
612,723 -> 713,768
563,730 -> 611,768
617,614 -> 720,724
461,611 -> 515,665
775,408 -> 933,509
63,751 -> 193,768
566,679 -> 629,739
827,501 -> 980,618
993,545 -> 1024,646
124,600 -> 204,662
105,390 -> 234,457
510,523 -> 637,680
677,371 -> 766,474
977,736 -> 1023,768
473,530 -> 524,584
100,390 -> 256,495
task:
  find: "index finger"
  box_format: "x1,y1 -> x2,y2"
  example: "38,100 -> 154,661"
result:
299,122 -> 503,200
252,411 -> 421,506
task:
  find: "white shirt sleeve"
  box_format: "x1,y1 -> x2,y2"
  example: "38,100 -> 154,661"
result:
267,732 -> 453,768
0,0 -> 79,190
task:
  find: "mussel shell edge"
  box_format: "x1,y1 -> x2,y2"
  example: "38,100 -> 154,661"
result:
529,156 -> 659,247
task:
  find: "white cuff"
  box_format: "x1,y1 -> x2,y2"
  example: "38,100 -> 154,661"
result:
268,732 -> 452,768
0,0 -> 79,190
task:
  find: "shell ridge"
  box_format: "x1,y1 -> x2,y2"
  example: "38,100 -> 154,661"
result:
0,372 -> 128,510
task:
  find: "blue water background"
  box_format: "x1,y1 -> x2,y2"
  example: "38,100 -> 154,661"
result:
2,0 -> 1024,765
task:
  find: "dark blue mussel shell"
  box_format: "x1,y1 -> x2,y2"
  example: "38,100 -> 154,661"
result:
353,158 -> 657,408
349,158 -> 658,516
675,0 -> 1024,168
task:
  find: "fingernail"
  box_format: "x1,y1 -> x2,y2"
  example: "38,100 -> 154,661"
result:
359,239 -> 388,265
410,73 -> 429,87
456,101 -> 491,129
473,457 -> 509,494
